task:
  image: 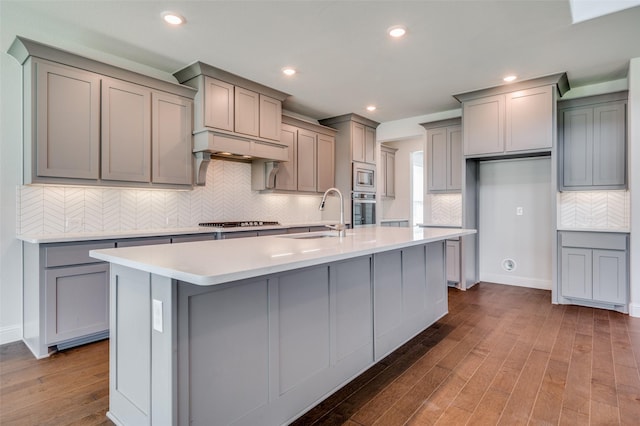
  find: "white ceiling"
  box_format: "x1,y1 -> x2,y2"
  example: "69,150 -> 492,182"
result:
2,1 -> 640,123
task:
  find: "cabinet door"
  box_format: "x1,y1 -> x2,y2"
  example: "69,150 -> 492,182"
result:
203,77 -> 234,131
561,247 -> 593,300
234,87 -> 259,137
45,263 -> 109,344
365,126 -> 376,164
446,240 -> 460,283
35,61 -> 100,179
562,107 -> 593,187
102,78 -> 151,182
351,122 -> 365,162
447,126 -> 462,191
317,133 -> 335,192
463,94 -> 504,156
505,85 -> 553,152
427,127 -> 447,192
297,129 -> 317,192
379,151 -> 387,196
152,92 -> 193,185
385,151 -> 395,198
593,249 -> 626,304
593,102 -> 626,187
275,124 -> 298,191
259,95 -> 281,141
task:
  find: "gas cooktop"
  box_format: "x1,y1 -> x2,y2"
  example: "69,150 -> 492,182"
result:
198,221 -> 280,228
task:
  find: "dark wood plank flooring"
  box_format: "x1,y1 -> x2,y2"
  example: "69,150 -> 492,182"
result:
2,283 -> 640,425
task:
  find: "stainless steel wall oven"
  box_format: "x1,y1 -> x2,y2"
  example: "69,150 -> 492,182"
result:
352,192 -> 376,226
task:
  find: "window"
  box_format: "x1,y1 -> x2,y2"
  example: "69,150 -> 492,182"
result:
411,151 -> 424,226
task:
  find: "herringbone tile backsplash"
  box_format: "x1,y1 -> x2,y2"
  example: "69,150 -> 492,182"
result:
18,160 -> 323,235
427,194 -> 462,225
558,190 -> 630,230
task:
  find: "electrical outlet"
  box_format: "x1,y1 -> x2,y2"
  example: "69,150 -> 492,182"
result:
516,207 -> 524,216
152,299 -> 163,332
65,216 -> 83,231
165,216 -> 178,227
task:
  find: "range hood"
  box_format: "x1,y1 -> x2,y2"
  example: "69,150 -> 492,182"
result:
193,131 -> 289,185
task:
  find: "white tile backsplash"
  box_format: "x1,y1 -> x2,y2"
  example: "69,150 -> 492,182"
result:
558,190 -> 630,230
427,193 -> 462,225
18,160 -> 324,235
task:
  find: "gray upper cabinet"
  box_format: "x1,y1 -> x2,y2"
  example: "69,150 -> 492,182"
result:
259,94 -> 282,141
297,129 -> 318,192
34,60 -> 101,180
380,145 -> 397,198
462,94 -> 504,156
462,86 -> 553,156
454,74 -> 568,158
422,119 -> 462,193
234,86 -> 260,137
101,78 -> 151,182
350,122 -> 376,164
203,77 -> 234,132
256,114 -> 335,193
152,92 -> 193,185
559,92 -> 627,190
317,132 -> 336,193
274,124 -> 298,191
10,37 -> 196,188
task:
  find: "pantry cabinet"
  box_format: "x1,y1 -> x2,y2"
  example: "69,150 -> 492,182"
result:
33,60 -> 101,180
422,119 -> 462,193
559,231 -> 628,312
559,92 -> 627,190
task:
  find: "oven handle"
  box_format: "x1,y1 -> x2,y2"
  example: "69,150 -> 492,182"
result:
353,200 -> 377,204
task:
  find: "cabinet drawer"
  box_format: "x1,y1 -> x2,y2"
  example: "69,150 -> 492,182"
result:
45,242 -> 115,267
116,237 -> 171,248
560,232 -> 627,250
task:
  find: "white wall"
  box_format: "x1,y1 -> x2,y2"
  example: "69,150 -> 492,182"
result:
380,138 -> 423,222
376,109 -> 461,142
0,52 -> 23,344
629,57 -> 640,317
479,158 -> 553,290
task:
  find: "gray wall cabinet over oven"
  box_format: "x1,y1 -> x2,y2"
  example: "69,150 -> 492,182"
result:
9,37 -> 196,188
558,231 -> 628,313
559,92 -> 627,190
350,122 -> 376,164
422,119 -> 462,193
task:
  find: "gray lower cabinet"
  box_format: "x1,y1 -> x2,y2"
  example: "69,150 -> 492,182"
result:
446,239 -> 461,285
559,93 -> 627,190
373,242 -> 446,360
221,231 -> 259,239
559,231 -> 628,312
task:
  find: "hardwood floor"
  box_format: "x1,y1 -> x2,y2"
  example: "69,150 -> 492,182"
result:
2,283 -> 640,425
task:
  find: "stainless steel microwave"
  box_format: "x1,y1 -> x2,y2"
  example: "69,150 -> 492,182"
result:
353,162 -> 376,193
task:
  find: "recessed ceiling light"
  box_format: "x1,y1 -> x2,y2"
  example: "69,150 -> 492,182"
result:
503,75 -> 517,82
162,12 -> 186,25
366,105 -> 377,112
282,67 -> 296,76
388,25 -> 407,38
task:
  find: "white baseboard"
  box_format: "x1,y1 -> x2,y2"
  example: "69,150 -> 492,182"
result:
480,273 -> 552,291
0,324 -> 22,345
629,303 -> 640,318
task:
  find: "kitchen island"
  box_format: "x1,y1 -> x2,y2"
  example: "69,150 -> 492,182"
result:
90,226 -> 475,426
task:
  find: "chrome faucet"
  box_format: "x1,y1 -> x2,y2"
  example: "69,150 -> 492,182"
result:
319,187 -> 346,237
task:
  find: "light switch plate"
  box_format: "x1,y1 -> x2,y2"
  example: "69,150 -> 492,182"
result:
152,299 -> 163,332
516,207 -> 524,216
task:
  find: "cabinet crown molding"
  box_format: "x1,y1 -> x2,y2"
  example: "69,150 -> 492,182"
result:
8,36 -> 197,99
319,113 -> 380,129
453,72 -> 569,103
419,117 -> 461,130
173,61 -> 289,101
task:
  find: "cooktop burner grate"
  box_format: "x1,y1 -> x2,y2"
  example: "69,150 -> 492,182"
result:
198,221 -> 280,228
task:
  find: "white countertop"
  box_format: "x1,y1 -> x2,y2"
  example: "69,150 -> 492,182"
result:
90,226 -> 476,286
557,227 -> 630,233
17,221 -> 345,244
418,223 -> 463,229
